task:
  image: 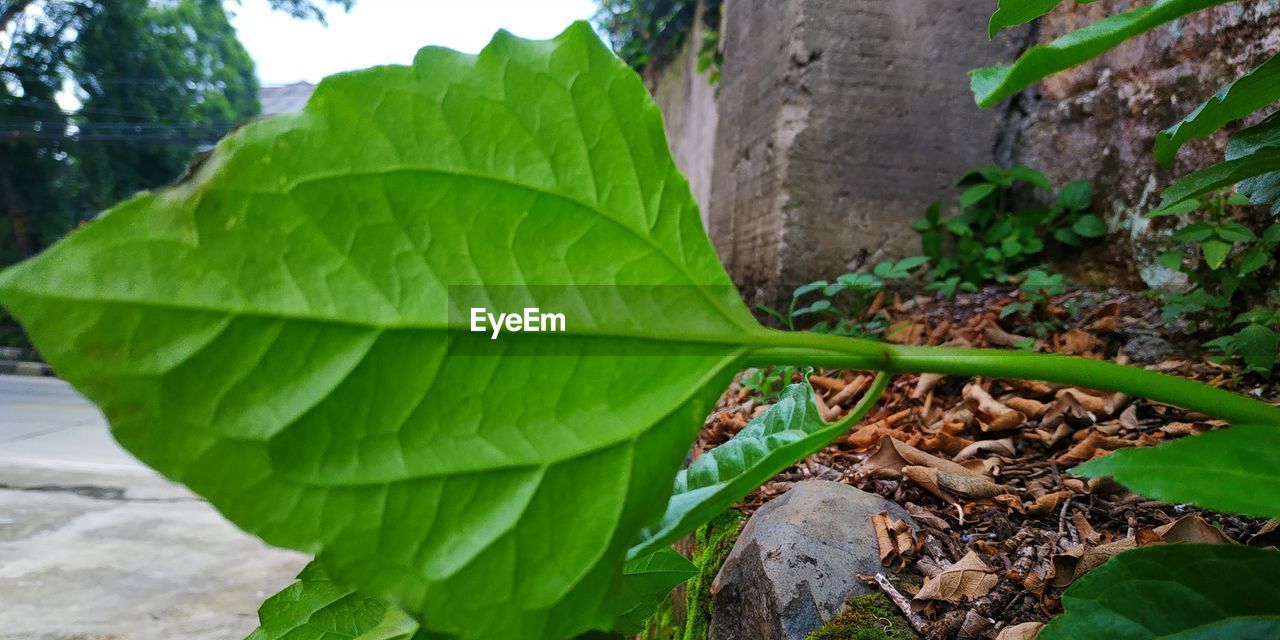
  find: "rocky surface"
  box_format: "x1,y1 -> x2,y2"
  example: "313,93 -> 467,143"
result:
708,480 -> 916,640
1013,1 -> 1280,287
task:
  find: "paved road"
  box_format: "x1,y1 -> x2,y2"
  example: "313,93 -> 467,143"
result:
0,375 -> 308,639
0,374 -> 140,470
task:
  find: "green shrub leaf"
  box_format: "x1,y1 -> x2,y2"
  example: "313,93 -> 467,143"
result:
971,0 -> 1232,108
246,563 -> 419,640
988,0 -> 1067,38
1229,112 -> 1280,213
630,375 -> 888,558
1076,425 -> 1280,519
1159,148 -> 1280,212
1038,544 -> 1280,640
0,23 -> 763,640
612,549 -> 698,634
1071,214 -> 1106,238
1156,52 -> 1280,167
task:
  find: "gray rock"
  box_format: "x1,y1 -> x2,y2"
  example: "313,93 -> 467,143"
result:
1122,330 -> 1180,364
709,481 -> 915,640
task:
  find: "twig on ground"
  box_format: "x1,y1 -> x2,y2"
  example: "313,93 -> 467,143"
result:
874,572 -> 930,636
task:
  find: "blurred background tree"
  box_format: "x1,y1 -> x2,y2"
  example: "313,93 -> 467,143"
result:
0,0 -> 353,263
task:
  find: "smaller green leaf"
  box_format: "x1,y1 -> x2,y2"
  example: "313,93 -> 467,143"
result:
246,563 -> 418,640
1071,214 -> 1107,238
1058,180 -> 1093,211
896,255 -> 930,272
1157,249 -> 1184,271
1201,239 -> 1232,270
1006,165 -> 1053,190
988,0 -> 1066,38
960,183 -> 998,208
1146,198 -> 1204,217
1038,544 -> 1280,640
629,375 -> 889,559
956,166 -> 1006,185
793,299 -> 833,317
971,0 -> 1234,108
793,281 -> 829,298
1077,424 -> 1280,519
1054,227 -> 1082,246
1170,222 -> 1215,242
611,549 -> 697,634
1160,125 -> 1280,211
1215,221 -> 1257,242
1235,323 -> 1279,374
1156,52 -> 1280,167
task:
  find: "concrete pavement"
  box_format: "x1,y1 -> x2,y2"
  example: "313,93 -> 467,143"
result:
0,375 -> 309,639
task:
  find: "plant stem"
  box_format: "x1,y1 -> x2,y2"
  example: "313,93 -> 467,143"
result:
747,330 -> 1280,426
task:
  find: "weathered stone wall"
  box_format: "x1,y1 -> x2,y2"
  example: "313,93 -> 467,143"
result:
1011,1 -> 1280,288
706,0 -> 1027,306
648,5 -> 720,224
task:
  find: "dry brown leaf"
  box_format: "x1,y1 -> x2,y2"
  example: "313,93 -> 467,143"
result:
953,437 -> 1016,461
885,319 -> 927,344
912,551 -> 998,604
984,323 -> 1033,348
1002,378 -> 1055,396
863,437 -> 981,477
1056,387 -> 1106,414
995,622 -> 1045,640
964,383 -> 1028,432
921,432 -> 974,456
1152,515 -> 1231,544
1004,396 -> 1049,417
1060,328 -> 1102,355
1040,394 -> 1094,429
1027,490 -> 1073,517
911,372 -> 945,399
1250,521 -> 1280,548
904,465 -> 1010,500
829,374 -> 870,406
906,502 -> 950,530
994,493 -> 1025,513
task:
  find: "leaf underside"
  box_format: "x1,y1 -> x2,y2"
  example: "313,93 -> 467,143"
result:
971,0 -> 1232,108
1039,544 -> 1280,640
0,22 -> 767,639
630,375 -> 888,559
1155,52 -> 1280,167
1159,113 -> 1280,212
1076,425 -> 1280,519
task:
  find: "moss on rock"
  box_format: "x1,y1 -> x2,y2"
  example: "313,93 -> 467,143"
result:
804,593 -> 918,640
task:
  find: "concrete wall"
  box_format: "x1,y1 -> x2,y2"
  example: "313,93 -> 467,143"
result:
1010,1 -> 1280,289
649,4 -> 720,225
705,0 -> 1027,306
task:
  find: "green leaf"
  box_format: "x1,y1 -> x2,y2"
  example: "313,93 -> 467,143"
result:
1077,425 -> 1280,519
246,563 -> 419,640
611,549 -> 697,634
1161,117 -> 1280,211
0,23 -> 762,640
988,1 -> 1103,38
630,375 -> 889,559
1235,323 -> 1279,374
1228,113 -> 1280,213
1157,249 -> 1185,271
1201,239 -> 1232,270
1057,179 -> 1093,211
1170,222 -> 1216,242
1038,544 -> 1280,640
1215,221 -> 1257,242
1146,198 -> 1204,218
971,0 -> 1233,108
1006,165 -> 1053,190
1156,52 -> 1280,167
1054,227 -> 1082,246
960,182 -> 998,208
1071,214 -> 1106,238
988,0 -> 1066,38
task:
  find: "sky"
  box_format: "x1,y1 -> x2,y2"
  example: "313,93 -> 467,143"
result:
230,0 -> 600,86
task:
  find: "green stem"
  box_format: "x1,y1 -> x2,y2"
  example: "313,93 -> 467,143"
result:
747,330 -> 1280,426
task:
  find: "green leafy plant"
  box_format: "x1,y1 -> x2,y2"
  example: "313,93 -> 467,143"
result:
1001,268 -> 1068,338
912,166 -> 1102,286
739,365 -> 801,402
761,257 -> 926,337
2,23 -> 1279,639
976,3 -> 1280,635
976,0 -> 1280,227
593,0 -> 722,78
1146,189 -> 1280,373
